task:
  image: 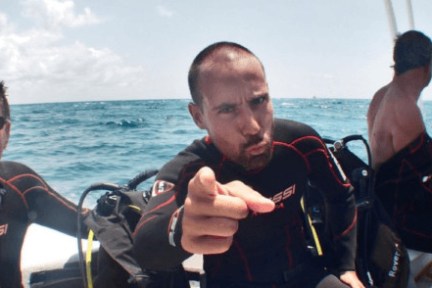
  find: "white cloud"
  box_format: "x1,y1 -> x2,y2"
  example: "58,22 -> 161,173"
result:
0,12 -> 8,30
0,12 -> 15,34
21,0 -> 101,30
0,1 -> 145,104
156,5 -> 174,18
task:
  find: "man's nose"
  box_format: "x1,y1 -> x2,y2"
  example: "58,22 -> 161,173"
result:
237,108 -> 260,136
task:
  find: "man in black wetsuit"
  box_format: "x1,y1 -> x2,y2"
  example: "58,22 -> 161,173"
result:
0,81 -> 89,288
367,30 -> 432,253
133,42 -> 364,288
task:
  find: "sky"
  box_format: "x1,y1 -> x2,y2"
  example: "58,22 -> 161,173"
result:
1,0 -> 432,104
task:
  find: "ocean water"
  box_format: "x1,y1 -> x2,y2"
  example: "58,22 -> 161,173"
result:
5,98 -> 432,206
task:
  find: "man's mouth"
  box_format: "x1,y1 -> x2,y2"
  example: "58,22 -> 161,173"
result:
245,141 -> 268,156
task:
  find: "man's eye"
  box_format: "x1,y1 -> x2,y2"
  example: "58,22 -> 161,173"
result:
251,96 -> 267,106
219,106 -> 235,114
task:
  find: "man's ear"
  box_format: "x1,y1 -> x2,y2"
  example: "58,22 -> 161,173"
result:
1,121 -> 11,151
188,103 -> 206,129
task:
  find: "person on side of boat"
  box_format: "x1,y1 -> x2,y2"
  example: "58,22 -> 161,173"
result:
0,81 -> 90,288
367,30 -> 432,254
133,42 -> 364,288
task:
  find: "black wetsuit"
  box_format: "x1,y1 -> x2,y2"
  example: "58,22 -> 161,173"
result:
0,161 -> 88,288
133,119 -> 357,288
375,131 -> 432,252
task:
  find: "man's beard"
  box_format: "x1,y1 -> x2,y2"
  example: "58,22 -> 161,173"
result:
237,135 -> 273,171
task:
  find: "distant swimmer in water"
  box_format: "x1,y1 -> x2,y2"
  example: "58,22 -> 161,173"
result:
367,30 -> 432,252
0,81 -> 90,288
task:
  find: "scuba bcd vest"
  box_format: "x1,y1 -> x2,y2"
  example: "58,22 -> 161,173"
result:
77,169 -> 190,288
29,169 -> 191,288
303,135 -> 410,288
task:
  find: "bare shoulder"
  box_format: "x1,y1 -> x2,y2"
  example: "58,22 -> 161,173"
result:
0,161 -> 41,181
394,96 -> 425,131
390,96 -> 425,152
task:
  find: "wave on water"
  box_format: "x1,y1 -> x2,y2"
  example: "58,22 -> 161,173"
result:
104,118 -> 147,128
6,98 -> 432,202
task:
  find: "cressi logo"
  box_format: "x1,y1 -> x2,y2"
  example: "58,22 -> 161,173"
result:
0,224 -> 8,237
270,184 -> 296,205
152,180 -> 175,197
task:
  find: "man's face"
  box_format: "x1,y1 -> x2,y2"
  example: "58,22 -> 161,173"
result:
189,53 -> 274,171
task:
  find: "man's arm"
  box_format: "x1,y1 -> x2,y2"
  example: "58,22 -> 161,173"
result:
132,176 -> 192,271
133,166 -> 274,270
0,161 -> 89,237
181,167 -> 274,253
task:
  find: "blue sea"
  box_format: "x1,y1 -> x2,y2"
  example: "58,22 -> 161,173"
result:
5,98 -> 432,206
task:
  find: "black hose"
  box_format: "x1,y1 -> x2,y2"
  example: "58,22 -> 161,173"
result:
341,135 -> 372,167
127,169 -> 158,190
325,134 -> 372,167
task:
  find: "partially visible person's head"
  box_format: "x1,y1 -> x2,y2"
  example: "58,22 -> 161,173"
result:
0,81 -> 10,121
0,81 -> 11,158
393,30 -> 432,75
187,42 -> 274,171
